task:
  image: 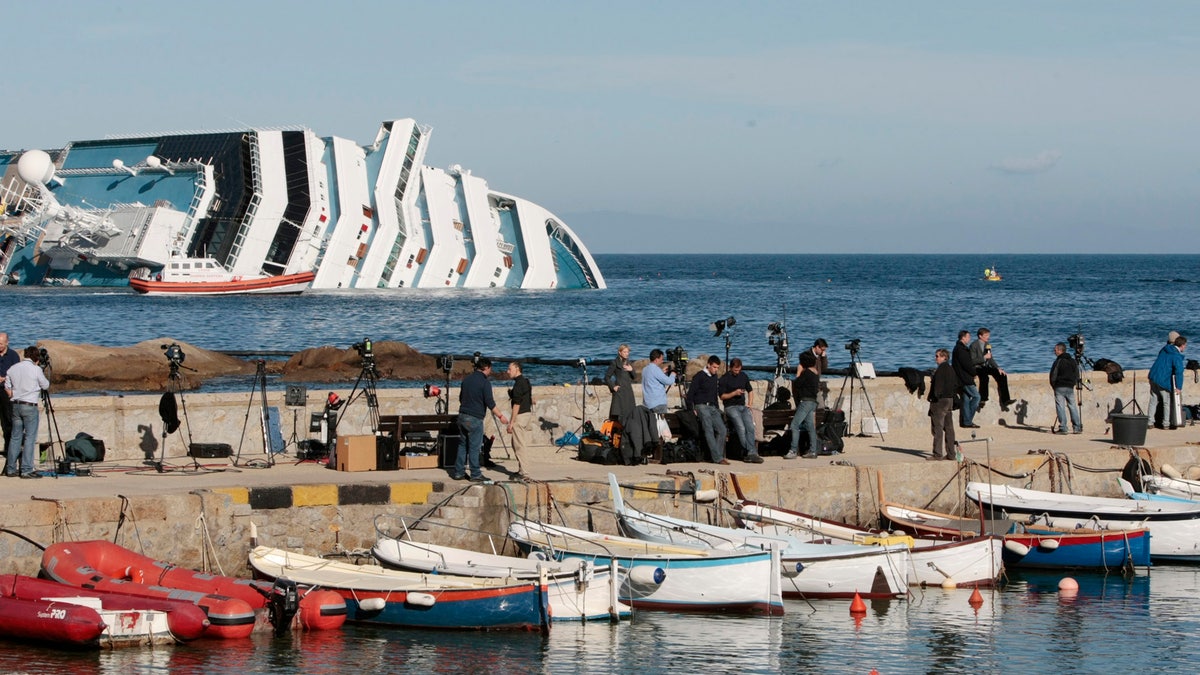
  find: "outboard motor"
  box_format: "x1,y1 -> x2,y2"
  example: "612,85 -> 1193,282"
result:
268,577 -> 300,636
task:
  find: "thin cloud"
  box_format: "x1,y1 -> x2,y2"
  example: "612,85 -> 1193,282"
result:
989,150 -> 1062,174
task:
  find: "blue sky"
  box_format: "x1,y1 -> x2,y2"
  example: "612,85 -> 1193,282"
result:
5,2 -> 1198,253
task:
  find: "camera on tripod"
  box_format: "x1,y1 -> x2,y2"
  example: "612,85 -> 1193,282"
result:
438,354 -> 454,373
576,357 -> 587,368
161,342 -> 185,365
767,322 -> 789,358
666,346 -> 689,382
37,347 -> 50,369
844,338 -> 862,354
1068,333 -> 1085,357
352,338 -> 374,359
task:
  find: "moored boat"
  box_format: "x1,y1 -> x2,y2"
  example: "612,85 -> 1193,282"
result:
726,474 -> 1003,588
507,518 -> 784,615
249,545 -> 551,631
41,540 -> 346,638
0,573 -> 209,644
608,474 -> 909,599
0,595 -> 107,647
372,530 -> 631,622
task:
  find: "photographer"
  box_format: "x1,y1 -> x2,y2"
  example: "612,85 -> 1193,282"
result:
454,356 -> 508,482
641,349 -> 675,414
4,346 -> 49,479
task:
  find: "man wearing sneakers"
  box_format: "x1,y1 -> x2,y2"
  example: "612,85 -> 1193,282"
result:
1049,343 -> 1083,435
787,351 -> 821,459
455,356 -> 508,482
4,346 -> 49,479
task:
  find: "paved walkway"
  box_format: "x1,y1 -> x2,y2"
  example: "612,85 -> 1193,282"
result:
2,414 -> 1194,504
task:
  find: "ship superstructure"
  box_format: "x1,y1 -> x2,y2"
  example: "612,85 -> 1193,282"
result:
0,119 -> 605,290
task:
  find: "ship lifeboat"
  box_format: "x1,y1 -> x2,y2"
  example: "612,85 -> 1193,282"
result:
41,541 -> 346,638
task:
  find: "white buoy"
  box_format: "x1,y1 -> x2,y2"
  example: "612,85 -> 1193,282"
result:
358,597 -> 386,611
406,592 -> 437,607
1004,540 -> 1031,557
1037,539 -> 1060,551
693,489 -> 718,503
629,566 -> 666,586
941,579 -> 957,589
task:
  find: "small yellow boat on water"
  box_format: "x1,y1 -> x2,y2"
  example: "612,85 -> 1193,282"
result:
983,266 -> 1002,282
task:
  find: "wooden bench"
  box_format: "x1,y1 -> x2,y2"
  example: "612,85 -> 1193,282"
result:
379,414 -> 458,449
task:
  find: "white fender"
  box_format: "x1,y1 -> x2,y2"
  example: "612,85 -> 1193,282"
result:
1161,463 -> 1181,479
628,566 -> 665,586
1004,540 -> 1031,557
358,597 -> 386,612
406,592 -> 437,607
1037,539 -> 1060,551
693,489 -> 719,503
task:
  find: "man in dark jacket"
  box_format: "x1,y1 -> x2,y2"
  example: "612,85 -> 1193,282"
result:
686,355 -> 728,464
455,357 -> 509,481
952,330 -> 980,428
927,348 -> 957,460
1049,343 -> 1082,435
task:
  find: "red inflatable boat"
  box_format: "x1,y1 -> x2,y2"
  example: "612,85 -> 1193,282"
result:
42,541 -> 346,638
0,595 -> 107,647
0,574 -> 210,642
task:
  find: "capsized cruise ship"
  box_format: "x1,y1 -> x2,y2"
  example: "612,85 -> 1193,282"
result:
0,119 -> 605,290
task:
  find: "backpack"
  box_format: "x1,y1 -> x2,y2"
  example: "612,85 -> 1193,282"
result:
64,432 -> 102,463
817,410 -> 847,455
674,409 -> 702,440
1093,358 -> 1124,384
660,439 -> 702,464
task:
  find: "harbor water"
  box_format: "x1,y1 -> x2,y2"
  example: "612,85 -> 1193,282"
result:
0,567 -> 1195,674
4,254 -> 1198,389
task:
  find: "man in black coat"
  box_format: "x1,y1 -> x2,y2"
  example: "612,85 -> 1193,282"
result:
927,348 -> 958,460
952,330 -> 980,428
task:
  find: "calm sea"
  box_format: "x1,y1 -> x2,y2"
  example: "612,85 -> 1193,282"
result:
3,254 -> 1200,671
5,255 -> 1198,389
0,567 -> 1195,674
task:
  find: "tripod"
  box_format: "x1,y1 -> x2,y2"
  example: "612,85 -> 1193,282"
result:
38,362 -> 65,478
835,348 -> 885,441
337,356 -> 380,433
763,349 -> 790,408
560,360 -> 594,453
281,385 -> 307,456
234,360 -> 277,467
156,359 -> 203,472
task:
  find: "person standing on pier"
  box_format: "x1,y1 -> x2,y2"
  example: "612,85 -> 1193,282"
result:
455,357 -> 508,482
505,361 -> 533,480
927,348 -> 957,461
1149,334 -> 1188,430
1049,343 -> 1083,435
0,333 -> 19,464
603,344 -> 636,450
952,330 -> 981,428
641,349 -> 674,414
787,351 -> 821,459
4,346 -> 49,478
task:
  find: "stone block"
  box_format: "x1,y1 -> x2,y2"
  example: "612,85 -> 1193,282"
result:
390,482 -> 433,504
293,484 -> 339,507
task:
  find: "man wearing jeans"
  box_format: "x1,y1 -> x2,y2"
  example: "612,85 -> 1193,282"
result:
686,355 -> 728,465
455,357 -> 508,482
787,351 -> 821,459
1049,343 -> 1082,435
719,358 -> 762,463
4,346 -> 49,479
952,330 -> 981,428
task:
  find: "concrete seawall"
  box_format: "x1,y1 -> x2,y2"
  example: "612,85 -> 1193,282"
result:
1,369 -> 1194,578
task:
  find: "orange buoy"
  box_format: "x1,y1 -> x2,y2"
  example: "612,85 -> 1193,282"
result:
299,589 -> 348,631
849,592 -> 867,614
968,586 -> 984,608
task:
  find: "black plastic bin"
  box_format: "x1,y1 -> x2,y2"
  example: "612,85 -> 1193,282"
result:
1111,414 -> 1149,446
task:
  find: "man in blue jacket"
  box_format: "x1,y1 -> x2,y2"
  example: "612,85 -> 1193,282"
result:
1149,335 -> 1188,430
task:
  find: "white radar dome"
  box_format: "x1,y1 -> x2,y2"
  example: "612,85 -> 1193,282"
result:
145,155 -> 162,168
17,149 -> 56,185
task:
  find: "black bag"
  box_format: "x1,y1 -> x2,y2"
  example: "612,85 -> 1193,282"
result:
673,409 -> 702,440
817,410 -> 847,455
661,439 -> 702,464
1093,358 -> 1124,384
64,433 -> 102,463
952,391 -> 963,411
578,437 -> 620,465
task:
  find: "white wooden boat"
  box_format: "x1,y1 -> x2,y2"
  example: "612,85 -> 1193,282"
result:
372,534 -> 631,622
248,546 -> 550,631
1143,473 -> 1200,501
506,519 -> 784,615
966,481 -> 1200,562
129,256 -> 315,295
608,474 -> 909,599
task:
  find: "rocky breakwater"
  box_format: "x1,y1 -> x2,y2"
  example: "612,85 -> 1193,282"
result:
35,339 -> 477,391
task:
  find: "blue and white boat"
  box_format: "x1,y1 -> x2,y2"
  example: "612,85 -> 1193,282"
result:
0,119 -> 605,291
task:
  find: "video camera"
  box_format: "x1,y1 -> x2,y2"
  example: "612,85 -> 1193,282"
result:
576,357 -> 587,368
666,346 -> 689,383
37,347 -> 50,369
1068,333 -> 1085,357
767,322 -> 789,359
352,338 -> 374,359
844,338 -> 862,354
438,354 -> 454,374
161,342 -> 185,365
